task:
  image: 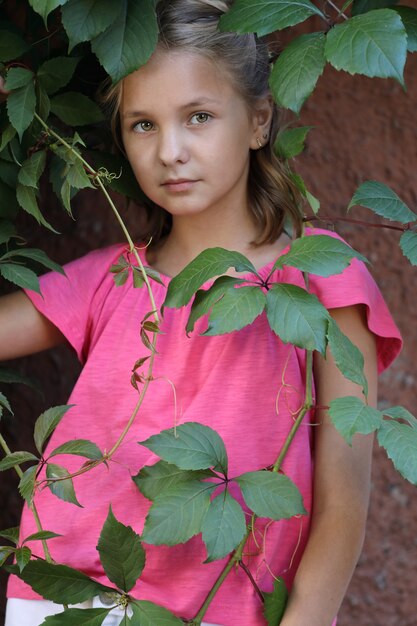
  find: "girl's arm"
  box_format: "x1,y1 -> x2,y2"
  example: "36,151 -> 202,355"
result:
280,304 -> 377,626
0,291 -> 66,360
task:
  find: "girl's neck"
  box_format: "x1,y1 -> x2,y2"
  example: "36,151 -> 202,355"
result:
147,212 -> 291,278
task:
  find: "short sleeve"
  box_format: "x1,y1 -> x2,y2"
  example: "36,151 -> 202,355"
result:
23,245 -> 124,363
306,228 -> 402,373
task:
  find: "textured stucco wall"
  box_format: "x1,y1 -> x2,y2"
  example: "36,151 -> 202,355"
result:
1,22 -> 417,626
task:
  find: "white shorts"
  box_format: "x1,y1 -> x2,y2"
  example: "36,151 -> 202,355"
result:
5,597 -> 222,626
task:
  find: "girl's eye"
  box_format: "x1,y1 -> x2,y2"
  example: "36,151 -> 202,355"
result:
134,121 -> 154,133
190,112 -> 210,125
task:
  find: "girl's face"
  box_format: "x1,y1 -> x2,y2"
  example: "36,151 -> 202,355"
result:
120,50 -> 270,222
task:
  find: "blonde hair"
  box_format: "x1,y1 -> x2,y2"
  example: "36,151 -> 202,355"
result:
102,0 -> 303,245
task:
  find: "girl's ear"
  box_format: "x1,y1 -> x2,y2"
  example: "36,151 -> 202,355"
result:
250,96 -> 274,150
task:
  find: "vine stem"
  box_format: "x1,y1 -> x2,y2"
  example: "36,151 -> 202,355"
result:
31,113 -> 161,466
304,214 -> 413,232
326,0 -> 349,20
0,433 -> 52,562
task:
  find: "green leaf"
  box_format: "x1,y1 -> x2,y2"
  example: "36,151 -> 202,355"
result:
97,506 -> 145,592
325,9 -> 407,85
2,248 -> 65,275
0,451 -> 39,471
327,318 -> 368,397
46,463 -> 82,507
28,0 -> 69,24
266,284 -> 329,355
352,0 -> 398,17
36,84 -> 51,120
0,219 -> 17,245
18,151 -> 47,188
377,419 -> 417,484
43,608 -> 111,626
0,31 -> 29,62
144,266 -> 164,286
0,263 -> 40,293
113,268 -> 129,287
204,286 -> 266,336
23,531 -> 62,544
275,126 -> 312,159
18,465 -> 38,502
395,7 -> 417,52
329,396 -> 382,445
0,367 -> 42,395
5,68 -> 34,90
400,230 -> 417,265
0,124 -> 17,152
270,32 -> 326,114
16,183 -> 58,232
142,480 -> 215,545
91,0 -> 158,83
382,406 -> 417,429
6,559 -> 114,604
274,234 -> 367,276
0,526 -> 20,545
37,57 -> 81,95
164,248 -> 258,308
62,0 -> 122,52
236,471 -> 306,520
50,92 -> 104,126
140,422 -> 228,475
130,600 -> 184,626
349,181 -> 416,223
0,391 -> 13,415
15,546 -> 31,572
263,577 -> 288,626
34,405 -> 73,455
6,82 -> 36,139
219,0 -> 324,36
202,490 -> 246,562
133,460 -> 213,501
49,439 -> 102,460
186,276 -> 243,334
0,546 -> 16,567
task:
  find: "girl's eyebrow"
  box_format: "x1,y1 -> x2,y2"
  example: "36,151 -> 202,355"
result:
122,97 -> 221,119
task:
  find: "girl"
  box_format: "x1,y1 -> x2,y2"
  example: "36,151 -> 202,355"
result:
0,1 -> 402,625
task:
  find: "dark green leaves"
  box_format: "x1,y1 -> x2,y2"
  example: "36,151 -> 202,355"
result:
400,231 -> 417,266
18,152 -> 47,188
34,406 -> 73,455
46,463 -> 82,507
325,9 -> 407,85
164,248 -> 258,308
7,560 -> 113,604
201,490 -> 246,562
203,286 -> 266,336
352,0 -> 398,17
49,439 -> 103,460
275,126 -> 312,159
327,318 -> 368,396
185,276 -> 243,334
5,68 -> 34,91
0,31 -> 29,62
236,471 -> 306,520
130,601 -> 184,626
6,81 -> 36,139
378,417 -> 417,484
349,181 -> 416,223
266,284 -> 330,354
395,7 -> 417,53
140,422 -> 228,475
0,451 -> 39,472
263,578 -> 288,626
274,234 -> 367,277
51,93 -> 104,126
97,507 -> 145,592
43,609 -> 111,626
133,460 -> 212,501
142,480 -> 215,545
219,0 -> 324,36
91,0 -> 158,82
61,0 -> 122,52
329,396 -> 382,445
29,0 -> 69,24
0,263 -> 40,293
270,33 -> 326,114
37,57 -> 81,95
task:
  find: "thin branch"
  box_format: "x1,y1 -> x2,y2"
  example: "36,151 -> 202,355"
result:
326,0 -> 349,20
303,214 -> 411,232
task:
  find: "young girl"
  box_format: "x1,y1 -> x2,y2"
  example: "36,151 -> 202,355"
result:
1,1 -> 402,625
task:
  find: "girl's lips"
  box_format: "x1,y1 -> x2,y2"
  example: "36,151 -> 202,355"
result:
162,179 -> 198,192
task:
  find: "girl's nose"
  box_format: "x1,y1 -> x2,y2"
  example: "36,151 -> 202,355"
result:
158,128 -> 189,166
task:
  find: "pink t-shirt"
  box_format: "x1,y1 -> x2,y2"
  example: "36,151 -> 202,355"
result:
8,228 -> 402,626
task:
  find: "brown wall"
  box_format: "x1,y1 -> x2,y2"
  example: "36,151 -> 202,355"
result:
1,21 -> 417,626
